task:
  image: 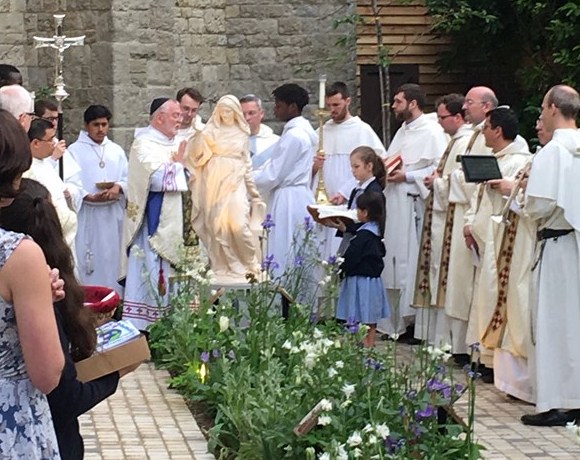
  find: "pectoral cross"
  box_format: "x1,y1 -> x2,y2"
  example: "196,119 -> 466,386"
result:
33,14 -> 85,178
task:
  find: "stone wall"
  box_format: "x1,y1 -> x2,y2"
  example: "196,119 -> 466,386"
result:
1,0 -> 356,151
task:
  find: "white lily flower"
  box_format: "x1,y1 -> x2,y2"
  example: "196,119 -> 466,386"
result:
282,340 -> 292,350
327,367 -> 338,378
342,383 -> 356,398
318,453 -> 330,460
319,399 -> 332,411
313,328 -> 323,339
375,423 -> 390,439
218,315 -> 229,332
335,360 -> 344,369
347,431 -> 362,447
317,415 -> 331,426
353,448 -> 363,458
368,434 -> 378,444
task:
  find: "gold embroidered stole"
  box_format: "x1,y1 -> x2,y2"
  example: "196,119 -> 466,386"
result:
436,129 -> 481,306
481,210 -> 520,349
412,137 -> 457,307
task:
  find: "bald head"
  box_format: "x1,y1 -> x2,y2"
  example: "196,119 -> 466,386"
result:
463,86 -> 498,125
0,84 -> 34,131
546,85 -> 580,120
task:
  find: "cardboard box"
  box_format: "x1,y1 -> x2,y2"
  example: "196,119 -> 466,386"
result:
75,334 -> 150,382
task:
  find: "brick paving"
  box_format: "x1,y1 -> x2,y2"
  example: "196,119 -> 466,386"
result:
81,346 -> 580,459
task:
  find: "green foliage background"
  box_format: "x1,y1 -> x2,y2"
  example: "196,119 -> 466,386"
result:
422,0 -> 580,139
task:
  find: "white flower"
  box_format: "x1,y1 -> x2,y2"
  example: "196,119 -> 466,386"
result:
282,340 -> 292,350
336,256 -> 345,264
362,423 -> 373,433
342,383 -> 356,398
304,354 -> 317,369
375,423 -> 390,439
353,447 -> 363,458
290,346 -> 300,354
337,445 -> 348,460
368,434 -> 378,445
318,280 -> 327,286
305,447 -> 315,457
318,453 -> 330,460
335,360 -> 344,369
206,309 -> 216,316
334,339 -> 342,349
347,431 -> 362,447
566,421 -> 577,433
313,328 -> 323,339
340,399 -> 352,408
328,367 -> 338,378
317,415 -> 331,426
324,275 -> 332,283
319,399 -> 332,411
441,343 -> 452,352
321,260 -> 329,267
218,315 -> 229,332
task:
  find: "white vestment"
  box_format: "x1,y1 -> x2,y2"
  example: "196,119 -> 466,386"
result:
121,126 -> 188,331
23,157 -> 78,262
525,128 -> 580,412
176,115 -> 205,144
251,124 -> 280,169
378,114 -> 447,335
314,116 -> 386,263
465,142 -> 531,374
413,124 -> 473,344
68,130 -> 128,291
253,116 -> 316,280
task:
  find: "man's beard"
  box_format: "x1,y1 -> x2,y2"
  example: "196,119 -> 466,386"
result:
332,106 -> 348,123
394,108 -> 411,121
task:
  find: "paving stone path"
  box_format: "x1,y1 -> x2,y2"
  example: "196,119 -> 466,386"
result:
81,344 -> 580,459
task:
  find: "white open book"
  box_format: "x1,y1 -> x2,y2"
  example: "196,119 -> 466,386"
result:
307,204 -> 359,226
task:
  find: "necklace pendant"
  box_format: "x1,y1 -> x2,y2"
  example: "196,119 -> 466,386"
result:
99,160 -> 105,168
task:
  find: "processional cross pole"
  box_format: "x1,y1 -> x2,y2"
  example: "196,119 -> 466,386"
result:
33,14 -> 85,179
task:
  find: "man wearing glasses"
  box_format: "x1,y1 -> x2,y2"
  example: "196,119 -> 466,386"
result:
24,118 -> 78,258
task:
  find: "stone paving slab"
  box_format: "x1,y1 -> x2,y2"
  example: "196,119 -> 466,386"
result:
80,363 -> 214,460
81,347 -> 580,459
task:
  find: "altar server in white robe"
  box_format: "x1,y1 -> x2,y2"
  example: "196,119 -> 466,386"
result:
412,94 -> 473,345
24,118 -> 78,259
377,83 -> 447,337
68,105 -> 128,291
464,108 -> 532,399
521,85 -> 580,427
253,84 -> 316,279
312,81 -> 385,260
120,98 -> 188,331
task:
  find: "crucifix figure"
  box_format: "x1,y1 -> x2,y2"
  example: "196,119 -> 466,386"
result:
33,14 -> 85,179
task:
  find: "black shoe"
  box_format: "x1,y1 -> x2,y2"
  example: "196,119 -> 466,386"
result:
453,353 -> 470,367
399,336 -> 424,346
521,409 -> 577,427
479,366 -> 494,384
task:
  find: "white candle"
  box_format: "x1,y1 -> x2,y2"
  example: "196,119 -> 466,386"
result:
318,74 -> 327,109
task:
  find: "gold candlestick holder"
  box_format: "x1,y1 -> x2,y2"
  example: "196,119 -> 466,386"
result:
315,108 -> 331,204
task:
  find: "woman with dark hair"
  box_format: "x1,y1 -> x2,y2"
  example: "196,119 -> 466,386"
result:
0,177 -> 140,459
0,109 -> 64,457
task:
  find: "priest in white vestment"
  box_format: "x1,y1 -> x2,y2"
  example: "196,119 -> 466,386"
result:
68,105 -> 128,291
522,85 -> 580,426
120,98 -> 188,331
312,82 -> 386,262
412,94 -> 473,346
377,84 -> 447,337
240,95 -> 280,169
253,84 -> 316,284
24,118 -> 78,260
464,109 -> 531,391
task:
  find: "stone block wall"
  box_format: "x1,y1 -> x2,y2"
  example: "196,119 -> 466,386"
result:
1,0 -> 356,150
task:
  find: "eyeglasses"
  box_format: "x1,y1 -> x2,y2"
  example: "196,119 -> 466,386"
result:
437,114 -> 454,120
42,116 -> 59,122
38,136 -> 56,143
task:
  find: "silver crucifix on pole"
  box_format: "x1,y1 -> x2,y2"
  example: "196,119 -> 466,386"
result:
33,14 -> 85,179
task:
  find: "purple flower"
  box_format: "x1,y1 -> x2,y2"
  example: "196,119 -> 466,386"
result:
294,255 -> 305,267
469,342 -> 481,352
327,255 -> 337,265
261,254 -> 280,271
212,349 -> 221,358
416,404 -> 435,419
463,363 -> 482,380
345,316 -> 360,334
385,436 -> 405,454
410,423 -> 426,437
261,214 -> 275,229
200,351 -> 210,363
365,357 -> 385,371
455,382 -> 466,394
406,389 -> 418,400
304,216 -> 314,231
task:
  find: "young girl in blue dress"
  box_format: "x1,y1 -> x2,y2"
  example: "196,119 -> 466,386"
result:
336,191 -> 390,347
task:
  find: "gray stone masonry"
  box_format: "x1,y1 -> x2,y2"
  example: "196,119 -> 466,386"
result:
1,0 -> 356,151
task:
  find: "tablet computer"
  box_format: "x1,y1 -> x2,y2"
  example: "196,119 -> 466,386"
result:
460,155 -> 502,182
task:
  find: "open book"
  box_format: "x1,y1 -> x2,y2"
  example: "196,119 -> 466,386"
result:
307,204 -> 358,227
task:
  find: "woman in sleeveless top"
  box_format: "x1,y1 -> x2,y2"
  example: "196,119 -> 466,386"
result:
0,110 -> 64,458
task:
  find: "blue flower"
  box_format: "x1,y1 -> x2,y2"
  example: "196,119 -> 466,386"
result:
261,254 -> 280,271
345,316 -> 360,334
385,435 -> 405,454
304,216 -> 314,231
416,404 -> 435,419
261,214 -> 275,229
212,349 -> 221,358
463,364 -> 482,380
365,357 -> 385,371
294,255 -> 305,267
327,255 -> 337,265
200,351 -> 210,363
